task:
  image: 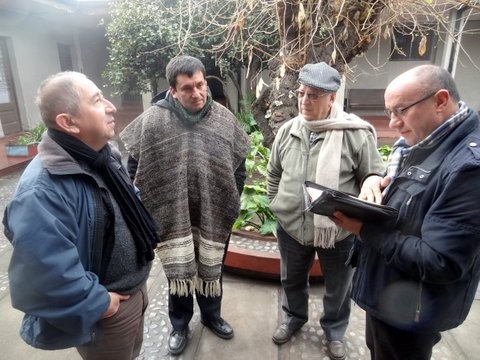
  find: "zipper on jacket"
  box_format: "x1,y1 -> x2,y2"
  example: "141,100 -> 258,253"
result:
414,281 -> 423,322
406,195 -> 413,206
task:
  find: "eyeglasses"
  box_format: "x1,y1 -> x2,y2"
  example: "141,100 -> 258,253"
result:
384,91 -> 438,118
294,89 -> 330,101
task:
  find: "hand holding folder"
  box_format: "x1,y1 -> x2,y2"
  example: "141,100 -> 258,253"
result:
303,181 -> 398,221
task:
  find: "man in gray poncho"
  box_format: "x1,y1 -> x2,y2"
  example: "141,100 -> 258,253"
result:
120,55 -> 249,355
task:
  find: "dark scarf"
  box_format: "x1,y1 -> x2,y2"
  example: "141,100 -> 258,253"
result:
48,129 -> 159,272
160,90 -> 213,125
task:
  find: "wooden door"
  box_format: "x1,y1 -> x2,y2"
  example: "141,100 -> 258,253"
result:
0,37 -> 21,135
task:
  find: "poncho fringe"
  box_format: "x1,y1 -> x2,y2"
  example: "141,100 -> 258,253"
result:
168,277 -> 221,297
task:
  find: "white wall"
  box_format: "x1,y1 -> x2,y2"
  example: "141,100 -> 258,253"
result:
0,9 -> 117,132
346,36 -> 444,90
346,22 -> 480,110
0,15 -> 71,130
76,26 -> 121,109
454,20 -> 480,110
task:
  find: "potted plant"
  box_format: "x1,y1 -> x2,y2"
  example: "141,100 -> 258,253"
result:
228,126 -> 323,280
5,122 -> 46,157
232,99 -> 277,236
233,130 -> 276,236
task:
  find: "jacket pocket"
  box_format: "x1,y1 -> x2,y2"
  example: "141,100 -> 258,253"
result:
386,166 -> 431,233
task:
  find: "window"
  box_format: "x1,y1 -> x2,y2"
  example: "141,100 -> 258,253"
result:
390,27 -> 436,61
57,43 -> 73,71
0,37 -> 13,104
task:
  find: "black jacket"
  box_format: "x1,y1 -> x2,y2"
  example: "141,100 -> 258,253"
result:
351,108 -> 480,332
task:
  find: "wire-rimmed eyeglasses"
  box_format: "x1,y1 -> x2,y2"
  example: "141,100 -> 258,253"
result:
294,89 -> 330,102
384,91 -> 438,118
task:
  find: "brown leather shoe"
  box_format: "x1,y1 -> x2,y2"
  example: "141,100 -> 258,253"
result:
272,323 -> 299,345
326,340 -> 346,360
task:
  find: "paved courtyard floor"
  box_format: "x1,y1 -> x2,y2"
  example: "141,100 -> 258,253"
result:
1,171 -> 479,360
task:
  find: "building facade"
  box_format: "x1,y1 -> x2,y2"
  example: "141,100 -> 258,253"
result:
1,1 -> 479,138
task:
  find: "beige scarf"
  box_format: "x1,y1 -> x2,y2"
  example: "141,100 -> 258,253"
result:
300,103 -> 376,248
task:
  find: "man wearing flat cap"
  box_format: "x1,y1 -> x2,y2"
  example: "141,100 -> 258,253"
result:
267,62 -> 384,359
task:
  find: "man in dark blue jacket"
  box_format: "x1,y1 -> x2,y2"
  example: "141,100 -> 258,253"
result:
332,64 -> 480,359
3,71 -> 158,359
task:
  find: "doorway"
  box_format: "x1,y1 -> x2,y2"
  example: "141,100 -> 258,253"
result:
0,37 -> 21,135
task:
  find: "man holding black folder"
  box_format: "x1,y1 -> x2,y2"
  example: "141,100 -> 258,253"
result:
332,65 -> 480,360
267,62 -> 385,359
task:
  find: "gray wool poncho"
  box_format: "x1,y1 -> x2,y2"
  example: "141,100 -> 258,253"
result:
120,98 -> 249,297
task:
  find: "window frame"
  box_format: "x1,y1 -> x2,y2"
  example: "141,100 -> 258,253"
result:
390,26 -> 436,61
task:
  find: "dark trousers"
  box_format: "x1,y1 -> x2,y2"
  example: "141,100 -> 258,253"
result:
169,286 -> 222,330
365,312 -> 441,360
77,284 -> 148,360
169,234 -> 230,331
277,224 -> 354,341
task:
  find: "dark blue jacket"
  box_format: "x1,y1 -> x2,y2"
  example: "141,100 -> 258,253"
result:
351,108 -> 480,332
3,134 -> 113,349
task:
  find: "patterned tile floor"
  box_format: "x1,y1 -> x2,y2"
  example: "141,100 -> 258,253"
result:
0,171 -> 477,359
136,238 -> 459,360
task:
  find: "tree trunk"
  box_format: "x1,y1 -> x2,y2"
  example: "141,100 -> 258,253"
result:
253,0 -> 385,147
251,85 -> 276,147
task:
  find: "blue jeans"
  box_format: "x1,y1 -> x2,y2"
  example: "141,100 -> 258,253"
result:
277,224 -> 354,341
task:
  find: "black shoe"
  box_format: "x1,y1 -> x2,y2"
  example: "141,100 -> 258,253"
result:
201,317 -> 234,339
168,329 -> 188,355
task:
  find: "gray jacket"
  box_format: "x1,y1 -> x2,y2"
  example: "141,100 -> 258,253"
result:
267,115 -> 385,245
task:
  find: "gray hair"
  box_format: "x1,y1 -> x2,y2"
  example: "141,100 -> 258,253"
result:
35,71 -> 87,127
166,55 -> 206,89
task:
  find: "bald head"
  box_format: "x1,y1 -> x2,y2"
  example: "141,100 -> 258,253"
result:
35,71 -> 117,150
387,65 -> 460,103
385,65 -> 461,145
35,71 -> 88,128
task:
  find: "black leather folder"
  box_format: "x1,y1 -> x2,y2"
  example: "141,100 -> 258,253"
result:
303,181 -> 398,221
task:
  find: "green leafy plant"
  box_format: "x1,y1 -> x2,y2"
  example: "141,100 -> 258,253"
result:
16,122 -> 47,145
233,133 -> 394,236
103,0 -> 277,96
233,130 -> 276,236
235,94 -> 259,135
378,144 -> 393,163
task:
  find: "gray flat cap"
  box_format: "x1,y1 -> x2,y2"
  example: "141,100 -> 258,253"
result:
298,62 -> 341,92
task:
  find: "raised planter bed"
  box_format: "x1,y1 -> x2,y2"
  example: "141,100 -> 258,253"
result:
225,229 -> 323,282
5,143 -> 38,157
